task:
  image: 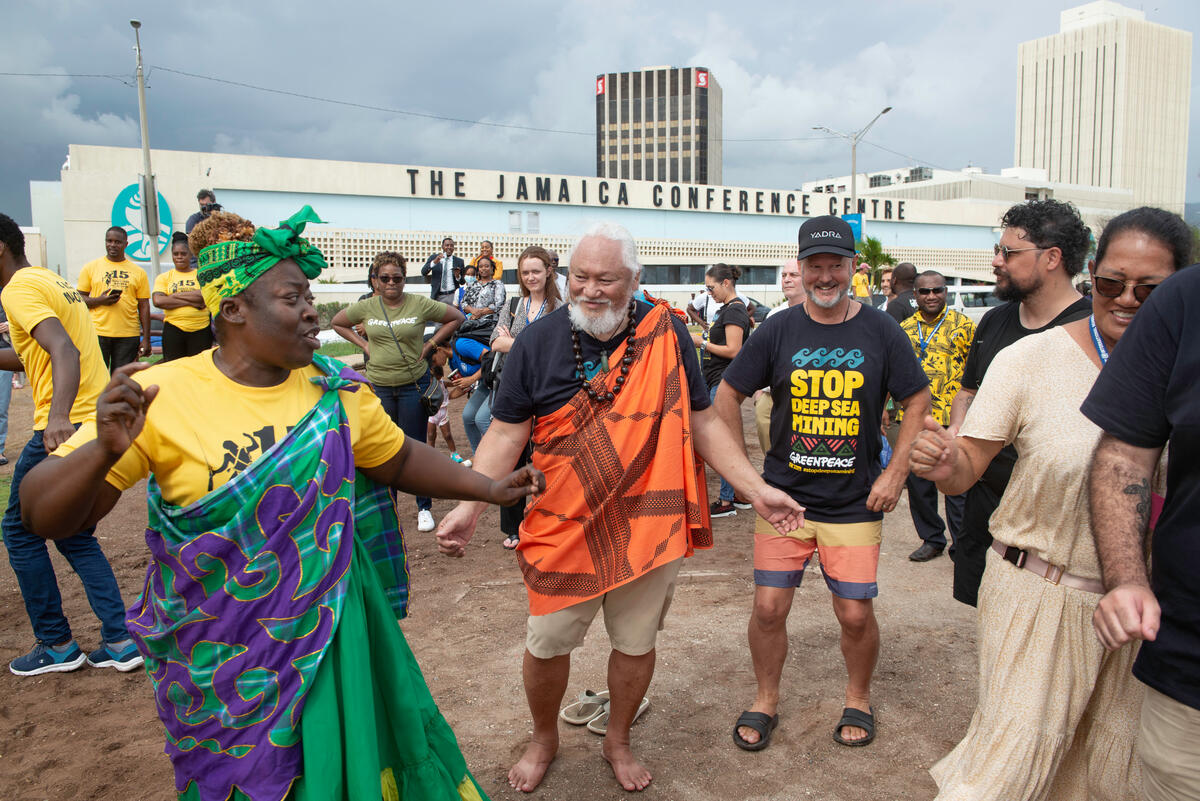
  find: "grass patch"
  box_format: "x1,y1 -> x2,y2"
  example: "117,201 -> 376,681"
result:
0,473 -> 10,512
317,341 -> 363,358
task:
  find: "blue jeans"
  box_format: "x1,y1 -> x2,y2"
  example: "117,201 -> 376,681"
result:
373,374 -> 432,511
462,384 -> 492,452
0,368 -> 11,453
2,429 -> 129,645
708,383 -> 735,503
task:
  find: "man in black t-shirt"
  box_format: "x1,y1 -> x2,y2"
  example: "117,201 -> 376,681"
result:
885,262 -> 918,323
1083,266 -> 1200,798
948,199 -> 1092,606
717,216 -> 930,750
435,223 -> 803,793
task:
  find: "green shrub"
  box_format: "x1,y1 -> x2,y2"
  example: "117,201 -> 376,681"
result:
315,302 -> 348,329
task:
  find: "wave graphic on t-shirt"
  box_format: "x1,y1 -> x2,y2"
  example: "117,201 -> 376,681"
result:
790,347 -> 864,369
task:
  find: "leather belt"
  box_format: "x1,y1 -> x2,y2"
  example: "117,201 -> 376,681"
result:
991,541 -> 1105,594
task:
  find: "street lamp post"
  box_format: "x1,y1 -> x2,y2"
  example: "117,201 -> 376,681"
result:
814,106 -> 892,215
130,19 -> 162,278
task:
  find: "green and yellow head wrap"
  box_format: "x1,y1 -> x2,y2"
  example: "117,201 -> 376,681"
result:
196,205 -> 328,315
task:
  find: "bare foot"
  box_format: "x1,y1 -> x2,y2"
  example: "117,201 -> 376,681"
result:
508,736 -> 557,793
736,701 -> 777,745
602,740 -> 652,792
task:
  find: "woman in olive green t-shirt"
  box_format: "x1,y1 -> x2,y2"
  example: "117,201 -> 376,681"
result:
333,252 -> 463,529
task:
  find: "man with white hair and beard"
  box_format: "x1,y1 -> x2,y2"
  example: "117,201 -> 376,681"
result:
437,222 -> 803,794
714,215 -> 930,751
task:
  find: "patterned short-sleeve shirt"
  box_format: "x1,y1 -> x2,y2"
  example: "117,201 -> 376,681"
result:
899,307 -> 975,426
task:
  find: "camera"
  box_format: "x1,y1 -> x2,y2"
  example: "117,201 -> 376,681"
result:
201,202 -> 222,214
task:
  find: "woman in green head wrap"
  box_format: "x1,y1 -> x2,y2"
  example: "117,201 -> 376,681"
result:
20,207 -> 542,801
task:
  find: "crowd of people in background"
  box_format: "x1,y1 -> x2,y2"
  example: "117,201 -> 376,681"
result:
0,193 -> 1196,801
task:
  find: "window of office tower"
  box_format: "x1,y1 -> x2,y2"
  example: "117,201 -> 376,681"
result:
632,73 -> 641,122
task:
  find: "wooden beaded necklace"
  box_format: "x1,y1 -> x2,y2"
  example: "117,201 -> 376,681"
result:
571,299 -> 637,403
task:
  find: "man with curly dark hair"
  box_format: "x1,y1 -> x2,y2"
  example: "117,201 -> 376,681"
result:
947,199 -> 1092,606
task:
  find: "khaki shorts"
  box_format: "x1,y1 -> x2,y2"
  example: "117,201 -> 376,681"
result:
525,558 -> 683,659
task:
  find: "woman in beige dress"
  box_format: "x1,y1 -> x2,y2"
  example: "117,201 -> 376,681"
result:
909,206 -> 1192,801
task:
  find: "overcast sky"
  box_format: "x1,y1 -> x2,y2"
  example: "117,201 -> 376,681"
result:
4,0 -> 1197,227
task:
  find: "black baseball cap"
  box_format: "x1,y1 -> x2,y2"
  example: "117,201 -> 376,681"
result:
797,215 -> 856,261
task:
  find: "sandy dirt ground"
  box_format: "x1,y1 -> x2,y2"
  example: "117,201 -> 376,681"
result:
0,386 -> 980,801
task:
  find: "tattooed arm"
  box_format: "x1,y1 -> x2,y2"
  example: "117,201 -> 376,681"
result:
1088,432 -> 1163,650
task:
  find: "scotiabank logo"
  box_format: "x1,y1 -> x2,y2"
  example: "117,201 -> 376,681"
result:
811,231 -> 840,238
596,76 -> 606,95
696,70 -> 708,88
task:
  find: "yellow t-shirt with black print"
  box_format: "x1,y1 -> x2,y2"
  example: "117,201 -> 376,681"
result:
56,352 -> 406,507
1,266 -> 109,430
77,257 -> 150,337
153,269 -> 210,332
899,308 -> 975,426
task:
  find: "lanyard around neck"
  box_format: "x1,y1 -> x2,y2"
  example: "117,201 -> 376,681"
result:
915,313 -> 946,356
1088,314 -> 1109,365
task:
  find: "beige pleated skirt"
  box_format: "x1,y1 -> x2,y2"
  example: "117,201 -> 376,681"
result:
931,548 -> 1143,801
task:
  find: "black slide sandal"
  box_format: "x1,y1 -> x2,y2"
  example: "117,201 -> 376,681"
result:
833,706 -> 876,747
732,711 -> 779,751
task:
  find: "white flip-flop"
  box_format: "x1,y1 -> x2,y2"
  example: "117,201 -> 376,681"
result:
559,689 -> 610,725
586,696 -> 650,735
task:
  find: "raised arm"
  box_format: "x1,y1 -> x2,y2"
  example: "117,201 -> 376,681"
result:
909,415 -> 1004,496
1089,432 -> 1163,650
433,417 -> 534,556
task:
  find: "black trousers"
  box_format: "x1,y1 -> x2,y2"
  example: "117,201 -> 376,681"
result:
97,335 -> 139,373
906,473 -> 966,551
161,321 -> 214,362
952,449 -> 1016,607
499,442 -> 534,539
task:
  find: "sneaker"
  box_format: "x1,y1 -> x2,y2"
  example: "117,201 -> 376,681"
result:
450,452 -> 466,464
86,640 -> 144,672
709,500 -> 737,518
0,453 -> 7,466
417,509 -> 436,532
460,458 -> 473,468
10,641 -> 86,676
732,496 -> 754,510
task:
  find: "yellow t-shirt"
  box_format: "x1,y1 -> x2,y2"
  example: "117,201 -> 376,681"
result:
153,269 -> 210,332
851,272 -> 871,298
76,257 -> 150,337
0,266 -> 108,430
898,308 -> 976,426
468,255 -> 504,272
56,352 -> 406,507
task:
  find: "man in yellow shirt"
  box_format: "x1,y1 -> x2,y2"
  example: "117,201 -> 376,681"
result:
898,270 -> 975,562
76,226 -> 151,372
0,213 -> 137,677
854,257 -> 873,302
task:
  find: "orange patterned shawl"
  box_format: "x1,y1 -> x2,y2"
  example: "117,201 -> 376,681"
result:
517,304 -> 712,615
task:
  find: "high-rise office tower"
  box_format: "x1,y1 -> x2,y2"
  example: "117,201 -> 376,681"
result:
595,66 -> 723,185
1014,1 -> 1191,213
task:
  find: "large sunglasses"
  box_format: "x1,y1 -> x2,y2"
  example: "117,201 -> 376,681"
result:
993,243 -> 1045,261
376,275 -> 405,284
916,286 -> 947,296
1092,275 -> 1159,303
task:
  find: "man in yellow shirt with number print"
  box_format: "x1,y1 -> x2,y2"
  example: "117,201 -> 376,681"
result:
77,226 -> 152,372
0,213 -> 137,677
899,270 -> 975,562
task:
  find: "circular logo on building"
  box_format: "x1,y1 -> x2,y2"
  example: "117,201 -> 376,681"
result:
111,183 -> 173,262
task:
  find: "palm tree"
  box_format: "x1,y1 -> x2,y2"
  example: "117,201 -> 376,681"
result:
856,236 -> 897,290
